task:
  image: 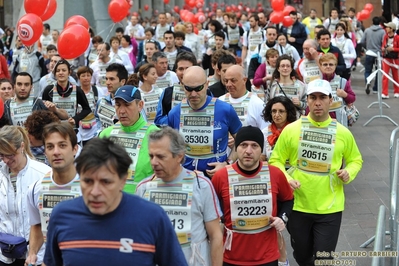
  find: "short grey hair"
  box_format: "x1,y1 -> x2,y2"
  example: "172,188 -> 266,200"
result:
305,39 -> 318,49
148,127 -> 186,163
152,51 -> 168,63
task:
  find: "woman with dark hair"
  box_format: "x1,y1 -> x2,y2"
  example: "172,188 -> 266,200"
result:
42,59 -> 91,129
262,96 -> 297,160
205,20 -> 228,49
127,63 -> 160,123
269,54 -> 307,117
120,35 -> 139,67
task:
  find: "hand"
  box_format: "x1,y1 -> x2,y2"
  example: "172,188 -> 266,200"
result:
228,135 -> 235,149
67,117 -> 75,126
309,47 -> 318,58
288,37 -> 295,43
336,88 -> 347,98
270,216 -> 285,232
336,169 -> 350,183
387,47 -> 394,52
44,100 -> 57,112
289,179 -> 301,190
25,254 -> 38,266
206,48 -> 213,56
206,161 -> 227,178
291,97 -> 300,106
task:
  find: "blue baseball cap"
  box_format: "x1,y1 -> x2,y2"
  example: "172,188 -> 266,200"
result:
114,85 -> 141,102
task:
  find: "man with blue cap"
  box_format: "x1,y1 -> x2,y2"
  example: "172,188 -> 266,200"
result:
269,79 -> 363,266
99,85 -> 159,193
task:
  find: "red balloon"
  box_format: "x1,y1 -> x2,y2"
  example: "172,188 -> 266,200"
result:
144,4 -> 149,11
196,1 -> 203,8
184,12 -> 194,22
64,15 -> 90,30
269,11 -> 284,24
24,0 -> 49,17
282,16 -> 294,27
283,5 -> 296,16
108,0 -> 130,23
163,0 -> 170,4
58,25 -> 90,59
360,9 -> 370,20
364,3 -> 374,12
271,0 -> 284,12
226,6 -> 232,12
17,13 -> 43,46
258,7 -> 264,12
195,12 -> 206,23
356,12 -> 362,21
173,5 -> 180,12
188,0 -> 196,8
40,0 -> 57,21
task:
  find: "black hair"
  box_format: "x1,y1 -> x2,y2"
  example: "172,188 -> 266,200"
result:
115,27 -> 124,34
163,30 -> 175,38
75,138 -> 132,179
316,29 -> 331,40
214,30 -> 225,40
121,35 -> 132,45
174,31 -> 185,40
15,72 -> 33,85
372,16 -> 381,25
217,54 -> 236,70
106,63 -> 128,83
175,51 -> 197,67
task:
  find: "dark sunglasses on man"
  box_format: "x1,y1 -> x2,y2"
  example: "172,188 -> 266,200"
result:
183,82 -> 206,92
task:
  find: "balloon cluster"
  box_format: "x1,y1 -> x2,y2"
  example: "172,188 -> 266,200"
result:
269,0 -> 296,27
356,3 -> 373,21
17,0 -> 57,46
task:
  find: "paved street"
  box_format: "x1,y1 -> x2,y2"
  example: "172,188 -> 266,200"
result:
284,68 -> 399,266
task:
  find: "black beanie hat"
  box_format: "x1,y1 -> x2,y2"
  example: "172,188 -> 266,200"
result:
235,126 -> 264,152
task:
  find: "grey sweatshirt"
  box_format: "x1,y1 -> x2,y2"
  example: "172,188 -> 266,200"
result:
361,25 -> 385,54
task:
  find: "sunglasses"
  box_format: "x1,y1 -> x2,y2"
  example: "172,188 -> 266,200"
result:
183,82 -> 206,92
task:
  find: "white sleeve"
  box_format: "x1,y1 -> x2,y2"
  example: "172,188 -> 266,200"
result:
198,176 -> 222,221
247,95 -> 268,129
291,47 -> 301,69
170,71 -> 180,85
27,180 -> 42,226
242,31 -> 248,47
223,32 -> 229,48
121,52 -> 134,74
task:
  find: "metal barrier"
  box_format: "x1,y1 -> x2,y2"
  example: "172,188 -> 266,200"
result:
362,127 -> 399,266
371,206 -> 386,266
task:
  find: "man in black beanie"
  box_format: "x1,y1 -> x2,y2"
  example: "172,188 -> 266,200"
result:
211,126 -> 294,266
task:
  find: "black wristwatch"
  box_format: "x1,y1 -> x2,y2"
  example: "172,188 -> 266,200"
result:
280,213 -> 288,225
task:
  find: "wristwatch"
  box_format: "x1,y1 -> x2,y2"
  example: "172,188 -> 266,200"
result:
280,213 -> 288,225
